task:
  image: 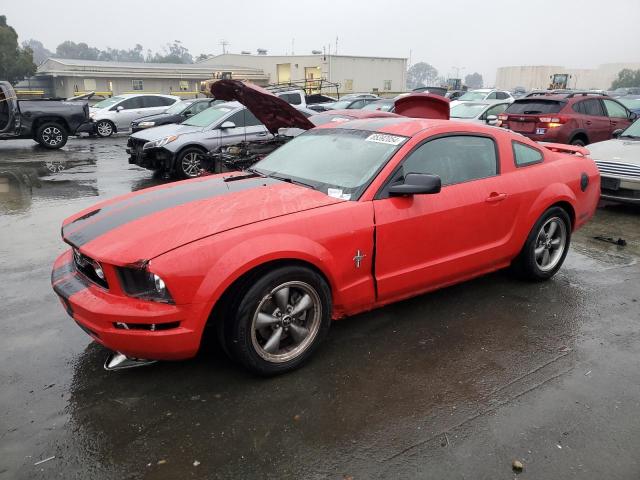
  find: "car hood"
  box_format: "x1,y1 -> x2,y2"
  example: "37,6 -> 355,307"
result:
61,173 -> 342,264
133,113 -> 183,125
586,138 -> 640,165
394,93 -> 450,120
210,79 -> 315,134
130,123 -> 204,142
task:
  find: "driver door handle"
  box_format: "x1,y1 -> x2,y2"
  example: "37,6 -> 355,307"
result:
256,132 -> 267,136
486,192 -> 507,203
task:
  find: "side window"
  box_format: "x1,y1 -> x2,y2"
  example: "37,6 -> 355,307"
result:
191,102 -> 209,114
279,93 -> 302,105
142,96 -> 167,108
401,135 -> 498,186
159,96 -> 177,106
349,99 -> 366,109
485,103 -> 508,118
572,101 -> 586,114
486,92 -> 497,99
513,141 -> 543,167
495,92 -> 508,100
581,99 -> 605,116
118,97 -> 144,110
226,109 -> 263,128
603,99 -> 629,118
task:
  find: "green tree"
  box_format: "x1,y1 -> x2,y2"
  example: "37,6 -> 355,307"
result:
22,38 -> 52,65
611,69 -> 640,89
0,16 -> 36,84
55,40 -> 101,60
149,41 -> 193,64
464,72 -> 483,89
406,62 -> 438,89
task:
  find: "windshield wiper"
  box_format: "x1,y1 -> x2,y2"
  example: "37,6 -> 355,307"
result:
619,134 -> 640,139
266,172 -> 317,190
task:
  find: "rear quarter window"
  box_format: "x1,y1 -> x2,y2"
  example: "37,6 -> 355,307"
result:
513,141 -> 543,167
506,100 -> 564,115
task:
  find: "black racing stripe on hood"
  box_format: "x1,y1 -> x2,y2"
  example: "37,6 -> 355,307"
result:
63,176 -> 281,247
51,262 -> 74,284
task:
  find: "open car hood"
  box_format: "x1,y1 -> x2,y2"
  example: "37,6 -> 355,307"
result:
210,80 -> 315,134
394,93 -> 450,120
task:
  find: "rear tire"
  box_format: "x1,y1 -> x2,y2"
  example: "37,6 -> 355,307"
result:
95,120 -> 115,138
226,266 -> 332,376
511,207 -> 571,281
570,137 -> 586,147
35,122 -> 68,149
176,147 -> 205,179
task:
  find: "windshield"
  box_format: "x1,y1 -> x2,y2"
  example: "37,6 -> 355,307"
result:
92,96 -> 124,109
363,101 -> 393,112
620,119 -> 640,138
331,100 -> 354,109
458,91 -> 488,101
165,101 -> 193,115
450,103 -> 487,119
618,98 -> 640,112
505,100 -> 564,114
252,129 -> 407,199
182,104 -> 235,127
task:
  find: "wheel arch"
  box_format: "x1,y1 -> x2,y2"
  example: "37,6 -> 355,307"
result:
33,116 -> 70,134
569,129 -> 589,145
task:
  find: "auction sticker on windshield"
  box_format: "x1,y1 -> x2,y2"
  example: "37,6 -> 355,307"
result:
365,133 -> 406,145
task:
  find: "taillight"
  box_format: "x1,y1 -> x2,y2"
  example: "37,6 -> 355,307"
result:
539,116 -> 566,128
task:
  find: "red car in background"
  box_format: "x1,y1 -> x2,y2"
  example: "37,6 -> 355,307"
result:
52,116 -> 599,376
499,92 -> 636,145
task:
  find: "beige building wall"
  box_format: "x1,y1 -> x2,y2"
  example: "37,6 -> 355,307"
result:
202,54 -> 407,94
496,63 -> 640,91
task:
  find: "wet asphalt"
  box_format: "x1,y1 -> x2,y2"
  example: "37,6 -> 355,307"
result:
0,136 -> 639,480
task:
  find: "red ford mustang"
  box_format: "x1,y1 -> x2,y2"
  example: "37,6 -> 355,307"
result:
52,117 -> 600,375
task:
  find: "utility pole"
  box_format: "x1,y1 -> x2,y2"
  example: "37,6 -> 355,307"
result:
292,38 -> 295,55
335,36 -> 339,55
220,40 -> 230,55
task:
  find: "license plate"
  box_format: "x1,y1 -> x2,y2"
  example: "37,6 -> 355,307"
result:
536,128 -> 546,135
510,121 -> 536,133
601,177 -> 620,191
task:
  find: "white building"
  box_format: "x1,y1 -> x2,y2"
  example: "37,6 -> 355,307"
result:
495,63 -> 640,91
33,58 -> 268,98
198,53 -> 408,95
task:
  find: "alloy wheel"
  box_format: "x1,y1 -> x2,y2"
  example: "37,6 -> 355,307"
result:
181,152 -> 202,177
42,126 -> 63,146
251,281 -> 322,363
534,217 -> 567,272
96,121 -> 113,137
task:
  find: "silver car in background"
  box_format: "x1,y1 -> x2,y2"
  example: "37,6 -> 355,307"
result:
587,120 -> 640,205
89,94 -> 180,137
450,101 -> 511,125
127,102 -> 272,178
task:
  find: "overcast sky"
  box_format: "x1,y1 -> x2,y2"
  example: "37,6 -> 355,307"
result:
4,0 -> 640,84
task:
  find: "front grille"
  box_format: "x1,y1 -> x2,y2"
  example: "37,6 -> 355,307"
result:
595,160 -> 640,180
127,137 -> 146,161
73,249 -> 108,289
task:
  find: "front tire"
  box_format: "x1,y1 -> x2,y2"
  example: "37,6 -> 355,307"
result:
226,266 -> 332,376
95,120 -> 115,137
512,207 -> 571,281
35,122 -> 68,149
176,148 -> 205,179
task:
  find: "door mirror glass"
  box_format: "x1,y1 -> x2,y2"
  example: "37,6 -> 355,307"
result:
220,121 -> 236,129
183,110 -> 194,117
388,173 -> 441,196
630,112 -> 638,121
486,114 -> 498,125
612,128 -> 625,138
116,105 -> 124,112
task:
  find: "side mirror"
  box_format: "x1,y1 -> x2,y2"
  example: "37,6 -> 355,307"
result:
486,114 -> 498,125
629,112 -> 638,121
183,110 -> 193,117
388,173 -> 441,196
612,128 -> 624,138
220,121 -> 236,129
116,105 -> 124,112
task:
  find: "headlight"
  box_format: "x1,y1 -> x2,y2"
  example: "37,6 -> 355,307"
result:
117,267 -> 173,303
138,121 -> 156,127
143,135 -> 178,150
89,112 -> 96,118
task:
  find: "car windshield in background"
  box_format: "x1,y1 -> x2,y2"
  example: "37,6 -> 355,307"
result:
505,100 -> 564,114
309,114 -> 355,126
331,100 -> 354,109
165,101 -> 193,115
92,96 -> 124,109
182,104 -> 235,127
450,103 -> 487,118
363,101 -> 394,112
458,91 -> 487,101
620,120 -> 640,138
252,129 -> 407,199
619,98 -> 640,111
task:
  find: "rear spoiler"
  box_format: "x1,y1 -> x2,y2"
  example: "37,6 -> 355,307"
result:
540,143 -> 590,157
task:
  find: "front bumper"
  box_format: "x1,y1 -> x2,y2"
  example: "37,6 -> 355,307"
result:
600,175 -> 640,205
126,138 -> 174,171
51,250 -> 204,360
75,121 -> 96,134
